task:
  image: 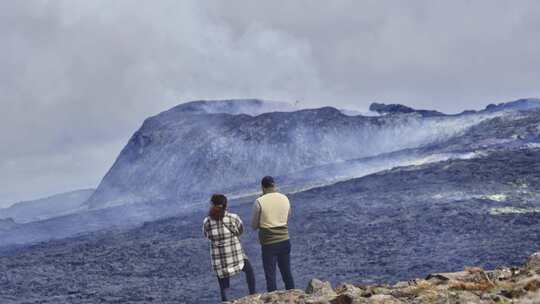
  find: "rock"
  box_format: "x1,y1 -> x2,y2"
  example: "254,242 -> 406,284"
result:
336,283 -> 366,298
370,286 -> 393,295
392,280 -> 436,300
305,297 -> 333,304
306,279 -> 338,299
230,294 -> 261,304
526,252 -> 540,274
367,294 -> 402,304
330,294 -> 356,304
520,290 -> 540,304
487,267 -> 514,282
333,284 -> 374,304
391,281 -> 410,289
426,271 -> 469,282
499,287 -> 527,299
261,290 -> 306,303
232,289 -> 305,304
425,274 -> 450,285
453,290 -> 483,303
369,102 -> 445,117
518,275 -> 540,292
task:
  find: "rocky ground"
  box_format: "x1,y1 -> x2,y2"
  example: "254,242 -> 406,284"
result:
231,252 -> 540,304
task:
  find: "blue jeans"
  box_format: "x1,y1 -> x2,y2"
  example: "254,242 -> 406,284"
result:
261,239 -> 295,292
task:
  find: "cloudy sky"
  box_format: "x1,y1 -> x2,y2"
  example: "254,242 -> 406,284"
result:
1,0 -> 540,207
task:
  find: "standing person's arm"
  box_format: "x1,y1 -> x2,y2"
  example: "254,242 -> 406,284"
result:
251,200 -> 261,230
202,218 -> 210,239
288,198 -> 292,219
287,196 -> 292,221
235,216 -> 244,236
226,214 -> 244,236
288,205 -> 292,220
221,213 -> 244,236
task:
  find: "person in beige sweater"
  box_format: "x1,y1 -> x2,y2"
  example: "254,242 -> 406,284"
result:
251,176 -> 295,292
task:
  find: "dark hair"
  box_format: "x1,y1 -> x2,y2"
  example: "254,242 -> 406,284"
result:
261,176 -> 275,188
209,194 -> 227,221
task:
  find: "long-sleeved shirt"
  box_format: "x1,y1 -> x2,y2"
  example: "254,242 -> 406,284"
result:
203,212 -> 245,278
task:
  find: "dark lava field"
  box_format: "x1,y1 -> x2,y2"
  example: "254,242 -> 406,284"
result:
1,148 -> 540,303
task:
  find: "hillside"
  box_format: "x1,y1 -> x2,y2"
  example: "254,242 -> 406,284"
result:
85,99 -> 503,209
1,101 -> 539,247
0,218 -> 16,231
0,189 -> 94,223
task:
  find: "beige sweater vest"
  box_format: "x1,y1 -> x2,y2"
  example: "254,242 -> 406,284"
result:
258,192 -> 290,228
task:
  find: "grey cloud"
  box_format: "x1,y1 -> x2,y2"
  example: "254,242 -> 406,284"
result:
207,0 -> 540,111
1,0 -> 539,206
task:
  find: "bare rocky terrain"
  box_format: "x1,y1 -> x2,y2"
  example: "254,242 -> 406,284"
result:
232,251 -> 540,303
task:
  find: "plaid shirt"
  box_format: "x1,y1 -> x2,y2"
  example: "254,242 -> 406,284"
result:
203,212 -> 246,279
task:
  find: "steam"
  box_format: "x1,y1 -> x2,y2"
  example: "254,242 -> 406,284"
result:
3,0 -> 540,205
0,1 -> 321,206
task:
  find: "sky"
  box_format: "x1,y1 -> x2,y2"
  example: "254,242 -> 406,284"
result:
1,0 -> 540,207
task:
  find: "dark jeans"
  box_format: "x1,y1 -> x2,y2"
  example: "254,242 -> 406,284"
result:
217,259 -> 256,302
261,239 -> 295,292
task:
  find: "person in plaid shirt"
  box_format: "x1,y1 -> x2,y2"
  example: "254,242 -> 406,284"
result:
203,194 -> 256,302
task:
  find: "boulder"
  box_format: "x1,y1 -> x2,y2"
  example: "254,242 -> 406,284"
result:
306,279 -> 338,299
518,275 -> 540,292
526,252 -> 540,274
487,267 -> 514,282
367,294 -> 402,304
233,289 -> 305,304
336,283 -> 367,298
